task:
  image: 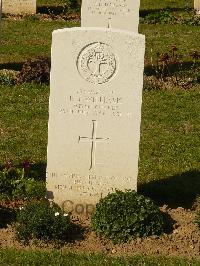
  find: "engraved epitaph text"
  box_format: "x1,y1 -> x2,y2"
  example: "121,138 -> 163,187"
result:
2,0 -> 36,14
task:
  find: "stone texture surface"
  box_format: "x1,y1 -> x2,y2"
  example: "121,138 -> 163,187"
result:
2,0 -> 36,14
46,27 -> 145,214
81,0 -> 140,32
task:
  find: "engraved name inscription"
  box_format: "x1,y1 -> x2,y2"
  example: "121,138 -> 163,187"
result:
4,0 -> 34,8
60,89 -> 123,117
87,0 -> 131,17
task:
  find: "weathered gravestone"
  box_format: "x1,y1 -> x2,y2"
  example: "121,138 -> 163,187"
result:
46,27 -> 145,214
81,0 -> 140,32
2,0 -> 36,14
194,0 -> 200,14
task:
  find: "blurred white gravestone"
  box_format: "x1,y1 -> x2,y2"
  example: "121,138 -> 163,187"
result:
46,27 -> 145,214
0,0 -> 2,19
2,0 -> 36,14
194,0 -> 200,14
81,0 -> 140,32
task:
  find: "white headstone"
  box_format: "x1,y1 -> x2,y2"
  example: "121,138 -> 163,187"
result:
81,0 -> 140,32
0,0 -> 2,19
46,27 -> 145,215
2,0 -> 36,14
194,0 -> 200,14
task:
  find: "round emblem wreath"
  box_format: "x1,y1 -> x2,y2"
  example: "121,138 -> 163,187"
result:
77,42 -> 117,84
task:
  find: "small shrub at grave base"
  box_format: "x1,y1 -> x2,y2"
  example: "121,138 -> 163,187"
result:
0,160 -> 46,200
142,10 -> 176,25
12,180 -> 46,199
17,57 -> 50,85
16,201 -> 71,243
91,190 -> 167,244
0,70 -> 19,86
0,74 -> 14,86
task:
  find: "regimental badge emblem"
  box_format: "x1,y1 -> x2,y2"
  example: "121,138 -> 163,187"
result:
77,42 -> 117,84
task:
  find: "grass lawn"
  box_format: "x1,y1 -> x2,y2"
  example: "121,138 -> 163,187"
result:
0,250 -> 200,265
0,20 -> 78,66
0,84 -> 49,162
140,0 -> 193,10
1,21 -> 199,65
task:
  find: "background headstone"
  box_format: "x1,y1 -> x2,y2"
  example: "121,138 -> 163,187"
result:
0,0 -> 2,20
194,0 -> 200,14
2,0 -> 36,14
46,27 -> 145,214
81,0 -> 140,32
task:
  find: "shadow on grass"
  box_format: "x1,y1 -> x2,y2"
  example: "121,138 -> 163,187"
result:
37,5 -> 65,15
38,6 -> 191,17
0,62 -> 23,71
138,169 -> 200,209
66,222 -> 86,243
0,207 -> 16,228
29,162 -> 46,181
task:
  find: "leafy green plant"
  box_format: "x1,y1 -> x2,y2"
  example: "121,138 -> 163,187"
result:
0,160 -> 46,199
17,57 -> 50,85
0,74 -> 14,86
182,13 -> 200,26
91,190 -> 167,243
143,10 -> 176,25
141,10 -> 200,26
16,201 -> 71,243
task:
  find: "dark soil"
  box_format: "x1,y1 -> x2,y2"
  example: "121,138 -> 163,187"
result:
3,13 -> 80,23
0,200 -> 200,258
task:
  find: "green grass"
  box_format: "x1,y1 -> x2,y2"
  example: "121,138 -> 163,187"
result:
0,20 -> 78,65
138,89 -> 200,208
0,250 -> 200,265
1,20 -> 199,65
141,24 -> 200,59
139,89 -> 200,182
140,0 -> 193,10
0,83 -> 49,162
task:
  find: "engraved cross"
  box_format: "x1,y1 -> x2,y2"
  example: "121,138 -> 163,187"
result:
78,120 -> 109,170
